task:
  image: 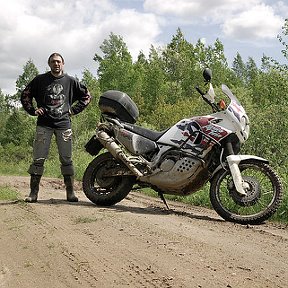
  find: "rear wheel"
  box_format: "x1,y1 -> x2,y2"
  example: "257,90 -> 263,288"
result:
82,152 -> 136,206
210,160 -> 283,224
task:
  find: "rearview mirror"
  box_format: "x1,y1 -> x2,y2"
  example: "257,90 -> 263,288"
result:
203,68 -> 212,82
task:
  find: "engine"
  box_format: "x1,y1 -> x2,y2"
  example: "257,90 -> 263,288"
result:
140,151 -> 207,195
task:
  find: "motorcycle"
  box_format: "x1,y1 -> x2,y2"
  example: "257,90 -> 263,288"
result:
82,68 -> 283,225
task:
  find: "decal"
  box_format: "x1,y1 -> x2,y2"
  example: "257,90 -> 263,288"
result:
228,102 -> 243,122
46,83 -> 65,118
202,123 -> 227,141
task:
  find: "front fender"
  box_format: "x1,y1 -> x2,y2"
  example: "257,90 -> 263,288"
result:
213,154 -> 269,174
227,154 -> 269,164
212,154 -> 269,196
226,155 -> 269,196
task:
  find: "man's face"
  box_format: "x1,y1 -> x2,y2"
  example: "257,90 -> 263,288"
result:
49,55 -> 64,75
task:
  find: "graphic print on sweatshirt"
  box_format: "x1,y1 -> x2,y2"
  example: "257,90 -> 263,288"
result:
46,83 -> 65,118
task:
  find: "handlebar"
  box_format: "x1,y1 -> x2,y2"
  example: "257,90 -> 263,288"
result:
195,85 -> 220,112
195,86 -> 205,96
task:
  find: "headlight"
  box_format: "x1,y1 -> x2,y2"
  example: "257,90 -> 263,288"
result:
240,116 -> 247,128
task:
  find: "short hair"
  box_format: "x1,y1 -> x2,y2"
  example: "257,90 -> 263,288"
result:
48,53 -> 65,64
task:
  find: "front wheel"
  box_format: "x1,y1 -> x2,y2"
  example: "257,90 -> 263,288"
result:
82,152 -> 136,206
210,159 -> 283,225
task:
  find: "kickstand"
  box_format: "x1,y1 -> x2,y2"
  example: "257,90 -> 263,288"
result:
158,192 -> 170,210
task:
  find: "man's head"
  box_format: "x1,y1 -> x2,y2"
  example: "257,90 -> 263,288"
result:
48,53 -> 64,77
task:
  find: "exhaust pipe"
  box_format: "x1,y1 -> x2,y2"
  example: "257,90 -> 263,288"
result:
96,130 -> 143,178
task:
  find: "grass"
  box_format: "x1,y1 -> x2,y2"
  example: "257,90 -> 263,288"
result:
0,148 -> 93,181
138,185 -> 212,208
0,186 -> 20,201
0,149 -> 287,223
73,216 -> 99,224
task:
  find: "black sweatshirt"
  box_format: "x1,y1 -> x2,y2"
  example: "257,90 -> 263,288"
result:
21,72 -> 91,128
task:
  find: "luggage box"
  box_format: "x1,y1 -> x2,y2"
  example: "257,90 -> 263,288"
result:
99,90 -> 139,124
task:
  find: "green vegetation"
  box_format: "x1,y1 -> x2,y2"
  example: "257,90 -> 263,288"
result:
1,20 -> 288,222
0,186 -> 20,201
73,216 -> 99,224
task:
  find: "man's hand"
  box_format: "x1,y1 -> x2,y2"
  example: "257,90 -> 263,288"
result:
35,108 -> 45,116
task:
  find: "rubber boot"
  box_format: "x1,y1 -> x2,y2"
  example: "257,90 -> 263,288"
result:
25,175 -> 41,203
64,175 -> 78,202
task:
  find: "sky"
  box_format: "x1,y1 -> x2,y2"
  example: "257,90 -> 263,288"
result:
0,0 -> 287,95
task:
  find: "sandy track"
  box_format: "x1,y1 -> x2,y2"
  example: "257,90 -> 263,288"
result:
0,175 -> 287,288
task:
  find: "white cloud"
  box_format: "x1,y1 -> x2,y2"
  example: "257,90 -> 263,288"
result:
0,0 -> 161,95
98,9 -> 161,58
0,0 -> 285,95
273,1 -> 288,18
144,0 -> 284,40
144,0 -> 261,22
222,4 -> 283,40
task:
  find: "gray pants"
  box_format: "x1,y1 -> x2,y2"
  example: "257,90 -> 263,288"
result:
28,126 -> 74,176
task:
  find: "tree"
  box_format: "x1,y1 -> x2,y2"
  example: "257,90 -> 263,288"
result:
81,68 -> 100,99
232,52 -> 247,86
162,28 -> 199,102
251,68 -> 288,106
73,69 -> 101,133
194,38 -> 232,86
11,59 -> 39,108
0,89 -> 10,146
206,39 -> 232,86
261,18 -> 288,72
140,45 -> 167,120
93,33 -> 134,94
2,110 -> 35,146
0,60 -> 39,151
246,57 -> 259,86
279,18 -> 288,60
0,89 -> 9,112
16,59 -> 39,92
128,51 -> 148,112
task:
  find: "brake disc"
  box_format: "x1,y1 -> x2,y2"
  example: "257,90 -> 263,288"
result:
228,176 -> 261,207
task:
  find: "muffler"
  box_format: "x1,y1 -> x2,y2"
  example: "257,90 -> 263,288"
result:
96,130 -> 143,178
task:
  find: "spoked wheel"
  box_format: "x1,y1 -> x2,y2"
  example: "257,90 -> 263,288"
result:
210,159 -> 283,225
82,152 -> 136,206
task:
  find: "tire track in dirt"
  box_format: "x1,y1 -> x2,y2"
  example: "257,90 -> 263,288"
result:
1,176 -> 288,288
79,226 -> 176,288
15,201 -> 115,287
13,196 -> 181,287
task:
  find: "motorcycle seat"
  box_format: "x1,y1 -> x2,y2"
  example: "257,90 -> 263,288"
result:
123,123 -> 167,141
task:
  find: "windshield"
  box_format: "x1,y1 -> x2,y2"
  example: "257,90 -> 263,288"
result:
220,84 -> 250,143
221,84 -> 241,106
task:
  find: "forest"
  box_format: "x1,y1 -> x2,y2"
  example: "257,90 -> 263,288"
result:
0,20 -> 288,221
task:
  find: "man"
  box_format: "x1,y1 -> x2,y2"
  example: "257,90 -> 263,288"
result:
21,52 -> 91,203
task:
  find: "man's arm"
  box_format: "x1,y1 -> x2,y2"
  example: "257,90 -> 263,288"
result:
20,85 -> 37,116
70,83 -> 92,115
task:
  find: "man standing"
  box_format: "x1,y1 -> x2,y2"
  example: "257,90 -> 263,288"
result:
21,52 -> 91,203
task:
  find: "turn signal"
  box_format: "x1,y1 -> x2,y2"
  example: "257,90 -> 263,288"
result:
218,100 -> 226,110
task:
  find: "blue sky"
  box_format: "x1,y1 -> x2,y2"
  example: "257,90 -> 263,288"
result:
0,0 -> 287,95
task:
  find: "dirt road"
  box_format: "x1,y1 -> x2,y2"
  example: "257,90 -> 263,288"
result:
0,175 -> 287,288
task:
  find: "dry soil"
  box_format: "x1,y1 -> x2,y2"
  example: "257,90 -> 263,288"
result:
0,175 -> 287,288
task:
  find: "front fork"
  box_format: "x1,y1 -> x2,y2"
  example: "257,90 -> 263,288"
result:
224,142 -> 268,196
226,155 -> 249,196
